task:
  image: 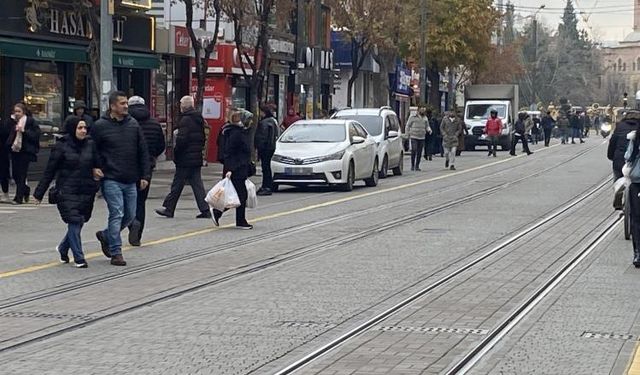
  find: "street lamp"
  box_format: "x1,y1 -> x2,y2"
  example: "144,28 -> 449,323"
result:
193,28 -> 215,54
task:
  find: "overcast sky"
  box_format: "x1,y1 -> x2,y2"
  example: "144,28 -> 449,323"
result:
504,0 -> 634,41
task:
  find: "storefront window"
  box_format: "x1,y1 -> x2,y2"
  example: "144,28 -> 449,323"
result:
24,61 -> 63,130
232,87 -> 247,109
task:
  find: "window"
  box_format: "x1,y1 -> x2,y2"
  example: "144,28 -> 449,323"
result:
24,61 -> 62,129
335,115 -> 383,136
619,58 -> 623,71
389,115 -> 400,132
354,122 -> 368,138
348,123 -> 359,140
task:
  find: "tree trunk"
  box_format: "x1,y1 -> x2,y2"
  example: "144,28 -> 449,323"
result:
427,64 -> 441,111
347,75 -> 357,107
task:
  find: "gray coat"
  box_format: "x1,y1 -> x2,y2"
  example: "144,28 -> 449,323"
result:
406,115 -> 431,139
440,116 -> 463,148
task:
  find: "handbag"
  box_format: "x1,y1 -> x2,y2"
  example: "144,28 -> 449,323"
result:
48,186 -> 60,204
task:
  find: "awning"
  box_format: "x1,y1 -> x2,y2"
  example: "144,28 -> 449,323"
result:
113,51 -> 160,69
0,37 -> 87,63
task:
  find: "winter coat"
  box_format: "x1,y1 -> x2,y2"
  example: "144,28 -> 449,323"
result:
441,117 -> 463,148
429,117 -> 441,137
608,119 -> 638,173
34,136 -> 100,224
541,115 -> 555,130
173,108 -> 206,168
255,116 -> 279,151
129,104 -> 166,170
6,115 -> 40,162
514,119 -> 526,135
223,123 -> 251,180
406,115 -> 431,139
91,114 -> 151,184
485,117 -> 503,136
570,115 -> 582,129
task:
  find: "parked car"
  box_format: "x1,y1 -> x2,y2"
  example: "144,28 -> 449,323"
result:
332,106 -> 403,177
271,119 -> 379,191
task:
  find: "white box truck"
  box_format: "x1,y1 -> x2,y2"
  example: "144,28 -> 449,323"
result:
463,84 -> 519,151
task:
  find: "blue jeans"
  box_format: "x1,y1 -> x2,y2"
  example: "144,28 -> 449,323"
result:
101,179 -> 137,256
58,223 -> 85,263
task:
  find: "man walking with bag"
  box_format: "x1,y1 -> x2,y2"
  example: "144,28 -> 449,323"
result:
155,96 -> 210,219
406,105 -> 431,171
92,91 -> 151,266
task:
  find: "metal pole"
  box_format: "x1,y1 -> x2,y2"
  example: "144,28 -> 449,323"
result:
313,0 -> 322,118
420,0 -> 427,105
100,0 -> 114,114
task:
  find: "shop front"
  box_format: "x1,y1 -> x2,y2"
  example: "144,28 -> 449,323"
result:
267,34 -> 296,122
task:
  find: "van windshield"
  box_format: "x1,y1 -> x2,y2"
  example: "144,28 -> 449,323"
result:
466,104 -> 507,120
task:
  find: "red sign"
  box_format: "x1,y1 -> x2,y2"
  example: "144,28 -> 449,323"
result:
174,26 -> 191,56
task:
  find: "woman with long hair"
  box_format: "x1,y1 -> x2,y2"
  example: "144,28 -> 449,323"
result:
6,102 -> 40,204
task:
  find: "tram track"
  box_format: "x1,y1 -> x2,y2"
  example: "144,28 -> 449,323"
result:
0,142 -> 599,310
0,143 -> 606,355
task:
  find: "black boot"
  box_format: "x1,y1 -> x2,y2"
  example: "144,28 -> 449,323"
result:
634,248 -> 640,268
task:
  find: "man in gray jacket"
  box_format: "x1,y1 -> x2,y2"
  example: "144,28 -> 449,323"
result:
406,106 -> 432,171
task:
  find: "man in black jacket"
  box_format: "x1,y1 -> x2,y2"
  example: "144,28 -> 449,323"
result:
65,100 -> 94,131
608,110 -> 640,180
155,96 -> 210,219
92,91 -> 151,266
127,96 -> 166,246
255,108 -> 278,195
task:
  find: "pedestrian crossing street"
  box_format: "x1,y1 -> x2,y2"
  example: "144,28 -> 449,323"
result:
0,202 -> 54,214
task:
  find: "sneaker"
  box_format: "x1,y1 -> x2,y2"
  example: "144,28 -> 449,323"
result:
155,207 -> 174,218
196,210 -> 212,219
450,165 -> 456,171
110,254 -> 127,266
128,221 -> 142,246
75,262 -> 88,269
236,223 -> 253,230
211,209 -> 221,227
410,166 -> 415,171
96,231 -> 111,258
56,246 -> 69,264
527,151 -> 534,155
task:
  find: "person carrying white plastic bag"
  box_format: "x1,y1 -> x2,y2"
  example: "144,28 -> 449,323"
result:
205,172 -> 241,212
245,179 -> 258,208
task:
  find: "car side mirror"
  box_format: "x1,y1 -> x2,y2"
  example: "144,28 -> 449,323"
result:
351,136 -> 366,144
388,131 -> 399,138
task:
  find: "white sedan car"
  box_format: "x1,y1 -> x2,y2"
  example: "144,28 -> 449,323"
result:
271,119 -> 379,191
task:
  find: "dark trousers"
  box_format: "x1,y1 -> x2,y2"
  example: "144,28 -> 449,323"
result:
11,152 -> 30,202
130,174 -> 152,238
0,150 -> 9,193
214,175 -> 248,225
162,166 -> 208,214
410,139 -> 425,169
258,148 -> 274,190
543,128 -> 552,147
488,135 -> 499,154
630,184 -> 640,252
510,134 -> 531,154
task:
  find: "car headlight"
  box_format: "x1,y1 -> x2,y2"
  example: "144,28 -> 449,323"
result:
272,154 -> 286,162
318,150 -> 345,162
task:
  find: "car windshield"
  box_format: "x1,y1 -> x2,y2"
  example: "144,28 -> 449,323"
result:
467,104 -> 507,120
280,123 -> 346,143
335,115 -> 382,136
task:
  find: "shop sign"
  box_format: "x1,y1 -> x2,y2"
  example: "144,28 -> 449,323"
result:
269,39 -> 295,55
395,66 -> 412,96
173,26 -> 191,56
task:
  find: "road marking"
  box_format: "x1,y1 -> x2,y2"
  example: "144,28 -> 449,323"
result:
0,144 -> 566,279
627,342 -> 640,375
0,210 -> 16,214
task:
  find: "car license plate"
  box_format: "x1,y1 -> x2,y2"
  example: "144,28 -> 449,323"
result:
284,167 -> 312,175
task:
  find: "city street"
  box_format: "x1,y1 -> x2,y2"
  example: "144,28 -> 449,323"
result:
1,137 -> 638,374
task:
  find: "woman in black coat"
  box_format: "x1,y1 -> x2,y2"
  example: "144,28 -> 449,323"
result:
34,116 -> 101,268
6,102 -> 40,204
0,116 -> 10,202
211,109 -> 253,229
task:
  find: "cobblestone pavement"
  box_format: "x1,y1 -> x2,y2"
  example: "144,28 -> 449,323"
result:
0,138 -> 626,375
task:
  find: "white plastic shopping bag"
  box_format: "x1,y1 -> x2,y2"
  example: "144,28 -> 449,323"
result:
205,174 -> 240,211
246,179 -> 258,209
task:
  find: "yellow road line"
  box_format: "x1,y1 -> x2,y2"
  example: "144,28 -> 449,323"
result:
628,342 -> 640,375
0,145 -> 561,279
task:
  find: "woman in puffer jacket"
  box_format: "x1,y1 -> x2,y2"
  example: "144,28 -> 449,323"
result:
34,116 -> 102,268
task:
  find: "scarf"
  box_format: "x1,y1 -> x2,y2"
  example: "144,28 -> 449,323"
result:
11,115 -> 26,153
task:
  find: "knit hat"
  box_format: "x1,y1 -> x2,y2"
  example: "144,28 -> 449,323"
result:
128,96 -> 145,106
74,100 -> 87,110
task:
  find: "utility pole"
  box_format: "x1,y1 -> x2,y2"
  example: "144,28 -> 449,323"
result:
100,0 -> 114,114
313,0 -> 322,118
420,0 -> 427,105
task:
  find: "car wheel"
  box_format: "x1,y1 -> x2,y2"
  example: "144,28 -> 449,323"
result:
392,153 -> 403,176
340,161 -> 355,192
365,159 -> 379,187
379,155 -> 388,179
